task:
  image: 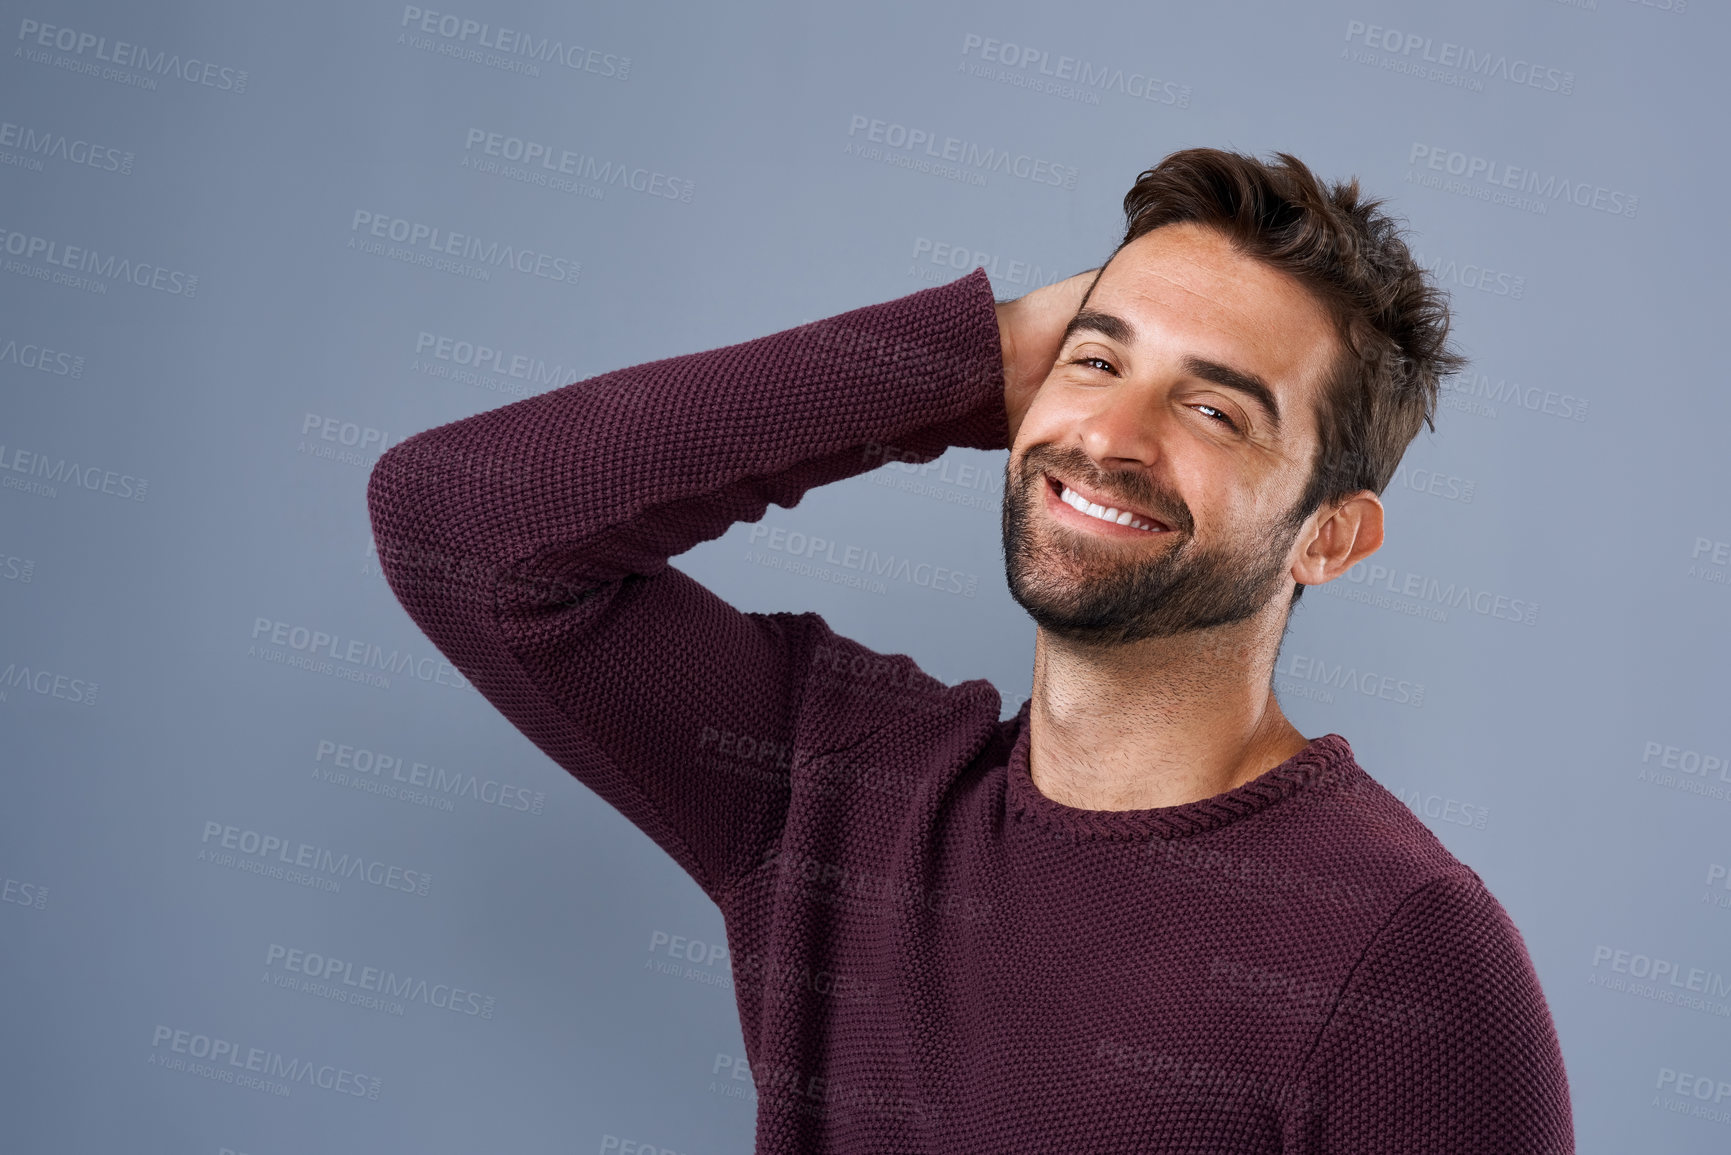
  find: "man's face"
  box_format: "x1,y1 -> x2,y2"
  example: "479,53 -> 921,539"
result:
1002,221 -> 1341,647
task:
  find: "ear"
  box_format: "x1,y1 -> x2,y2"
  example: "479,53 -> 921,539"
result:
1291,490 -> 1384,589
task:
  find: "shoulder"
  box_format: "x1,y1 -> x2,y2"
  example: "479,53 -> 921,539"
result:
783,609 -> 1003,769
1243,739 -> 1547,991
1332,868 -> 1545,1033
1290,865 -> 1574,1151
1271,741 -> 1556,1049
1288,738 -> 1473,897
794,612 -> 948,716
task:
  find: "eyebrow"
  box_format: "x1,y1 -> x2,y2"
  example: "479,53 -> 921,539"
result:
1061,308 -> 1282,432
1182,355 -> 1281,432
1061,308 -> 1135,348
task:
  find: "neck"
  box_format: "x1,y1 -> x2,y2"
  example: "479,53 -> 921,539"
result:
1025,607 -> 1310,811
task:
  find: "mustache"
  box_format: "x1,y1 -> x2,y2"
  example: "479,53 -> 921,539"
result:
1019,444 -> 1194,536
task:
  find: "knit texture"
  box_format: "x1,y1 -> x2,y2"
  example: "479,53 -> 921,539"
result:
367,268 -> 1574,1153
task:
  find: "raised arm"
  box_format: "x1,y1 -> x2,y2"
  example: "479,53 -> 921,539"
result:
365,269 -> 1011,902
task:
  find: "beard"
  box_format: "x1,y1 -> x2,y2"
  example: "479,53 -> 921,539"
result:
1000,444 -> 1308,647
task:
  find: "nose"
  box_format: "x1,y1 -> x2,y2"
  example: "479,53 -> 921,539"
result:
1077,380 -> 1165,475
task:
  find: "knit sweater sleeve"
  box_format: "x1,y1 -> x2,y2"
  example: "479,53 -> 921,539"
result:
1289,870 -> 1574,1154
365,269 -> 1008,902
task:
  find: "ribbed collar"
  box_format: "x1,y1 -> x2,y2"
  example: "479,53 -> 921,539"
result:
1003,698 -> 1358,841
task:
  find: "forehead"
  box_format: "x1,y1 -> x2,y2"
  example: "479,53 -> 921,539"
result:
1087,222 -> 1342,419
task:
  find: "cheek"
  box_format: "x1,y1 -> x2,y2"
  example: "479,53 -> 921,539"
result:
1204,443 -> 1311,518
1182,461 -> 1294,540
1262,457 -> 1318,522
1012,401 -> 1088,464
1018,386 -> 1073,435
1166,447 -> 1237,511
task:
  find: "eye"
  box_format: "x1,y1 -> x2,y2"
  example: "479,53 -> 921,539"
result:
1193,403 -> 1239,431
1069,355 -> 1116,374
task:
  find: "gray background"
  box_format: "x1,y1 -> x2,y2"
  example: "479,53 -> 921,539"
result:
2,0 -> 1727,1152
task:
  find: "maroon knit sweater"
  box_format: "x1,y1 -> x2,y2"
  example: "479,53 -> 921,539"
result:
367,268 -> 1573,1153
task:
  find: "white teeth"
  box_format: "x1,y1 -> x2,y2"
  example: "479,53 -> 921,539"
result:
1060,484 -> 1160,533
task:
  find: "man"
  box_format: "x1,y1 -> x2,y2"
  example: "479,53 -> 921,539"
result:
368,148 -> 1573,1152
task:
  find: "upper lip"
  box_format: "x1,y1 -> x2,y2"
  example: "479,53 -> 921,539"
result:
1046,472 -> 1170,530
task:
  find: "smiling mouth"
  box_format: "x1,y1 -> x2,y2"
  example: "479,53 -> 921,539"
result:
1043,473 -> 1172,535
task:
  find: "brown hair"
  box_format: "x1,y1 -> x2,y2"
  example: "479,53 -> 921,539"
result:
1095,148 -> 1467,603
